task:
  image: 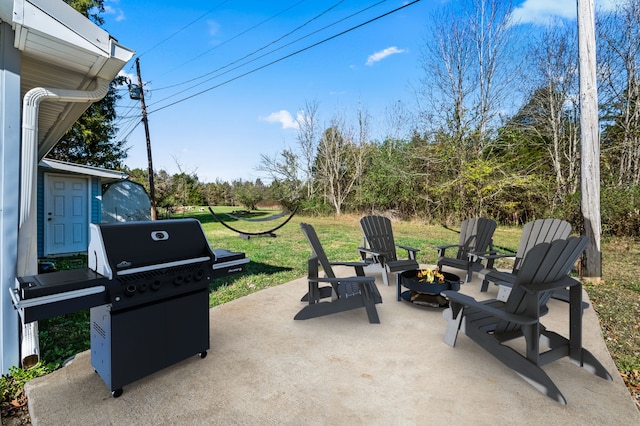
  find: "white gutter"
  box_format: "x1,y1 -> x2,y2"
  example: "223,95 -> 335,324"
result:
16,77 -> 110,367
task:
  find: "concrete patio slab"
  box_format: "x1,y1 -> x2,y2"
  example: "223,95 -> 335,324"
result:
25,267 -> 639,425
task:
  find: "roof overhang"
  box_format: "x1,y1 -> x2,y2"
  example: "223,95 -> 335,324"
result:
0,0 -> 134,159
39,158 -> 128,183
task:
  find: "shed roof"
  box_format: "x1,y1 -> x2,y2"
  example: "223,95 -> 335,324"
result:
39,158 -> 128,183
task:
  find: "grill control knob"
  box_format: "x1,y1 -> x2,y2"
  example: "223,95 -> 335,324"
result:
174,275 -> 184,286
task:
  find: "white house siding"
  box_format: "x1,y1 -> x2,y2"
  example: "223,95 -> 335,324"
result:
0,21 -> 22,373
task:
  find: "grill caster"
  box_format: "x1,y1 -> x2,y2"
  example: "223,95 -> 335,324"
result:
111,388 -> 123,398
198,351 -> 207,359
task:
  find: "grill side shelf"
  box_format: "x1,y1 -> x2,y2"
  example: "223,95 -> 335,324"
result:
13,270 -> 110,323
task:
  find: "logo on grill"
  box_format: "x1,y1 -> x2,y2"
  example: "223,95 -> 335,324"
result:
151,231 -> 169,241
117,260 -> 132,268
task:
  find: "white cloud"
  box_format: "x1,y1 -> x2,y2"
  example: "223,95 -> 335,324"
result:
510,0 -> 621,26
261,110 -> 299,130
365,46 -> 406,66
207,20 -> 220,37
117,70 -> 136,86
104,1 -> 126,22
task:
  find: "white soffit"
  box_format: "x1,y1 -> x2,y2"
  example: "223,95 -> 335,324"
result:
1,0 -> 134,158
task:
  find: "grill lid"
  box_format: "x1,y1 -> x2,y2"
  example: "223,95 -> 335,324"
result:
89,219 -> 215,279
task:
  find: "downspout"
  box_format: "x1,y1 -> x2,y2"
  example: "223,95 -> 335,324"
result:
17,78 -> 110,368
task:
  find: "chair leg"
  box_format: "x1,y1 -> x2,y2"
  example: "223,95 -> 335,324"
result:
442,304 -> 464,347
466,326 -> 567,405
541,330 -> 613,381
466,266 -> 473,283
382,269 -> 390,286
360,284 -> 381,324
294,297 -> 367,320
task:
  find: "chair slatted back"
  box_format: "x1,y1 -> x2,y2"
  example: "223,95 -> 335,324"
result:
300,223 -> 336,279
456,218 -> 497,260
360,216 -> 397,262
512,219 -> 572,273
497,236 -> 589,334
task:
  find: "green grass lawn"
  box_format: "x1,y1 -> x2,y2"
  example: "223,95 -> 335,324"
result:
27,209 -> 640,408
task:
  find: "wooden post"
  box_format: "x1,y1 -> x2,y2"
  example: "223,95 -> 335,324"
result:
136,58 -> 158,220
577,0 -> 601,280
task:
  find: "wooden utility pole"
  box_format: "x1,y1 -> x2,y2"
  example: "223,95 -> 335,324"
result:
577,0 -> 601,280
136,58 -> 158,220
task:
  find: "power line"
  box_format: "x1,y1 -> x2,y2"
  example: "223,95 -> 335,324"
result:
152,0 -> 384,96
148,0 -> 421,115
148,0 -> 399,112
117,118 -> 143,143
156,0 -> 309,83
149,0 -> 357,106
134,0 -> 232,62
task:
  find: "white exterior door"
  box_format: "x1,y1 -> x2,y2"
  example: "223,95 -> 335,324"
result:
44,174 -> 89,255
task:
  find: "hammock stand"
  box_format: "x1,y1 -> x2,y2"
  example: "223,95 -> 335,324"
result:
208,206 -> 298,239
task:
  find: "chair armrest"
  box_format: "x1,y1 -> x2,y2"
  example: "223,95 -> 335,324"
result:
478,268 -> 516,285
357,247 -> 382,257
471,251 -> 512,261
436,244 -> 459,257
330,261 -> 369,268
356,248 -> 388,267
436,244 -> 458,250
519,275 -> 580,294
330,261 -> 371,276
311,276 -> 376,284
396,244 -> 420,253
396,244 -> 420,260
440,290 -> 538,325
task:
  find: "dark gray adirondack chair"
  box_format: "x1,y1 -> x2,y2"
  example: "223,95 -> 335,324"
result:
436,218 -> 497,283
476,218 -> 572,293
296,223 -> 382,324
441,236 -> 612,404
358,215 -> 420,286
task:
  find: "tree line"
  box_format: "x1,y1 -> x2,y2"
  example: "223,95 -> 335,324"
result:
52,0 -> 640,237
256,0 -> 640,237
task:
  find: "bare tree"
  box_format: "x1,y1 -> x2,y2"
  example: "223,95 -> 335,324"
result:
417,0 -> 515,159
297,100 -> 320,198
314,114 -> 367,215
516,24 -> 581,205
418,5 -> 472,159
597,0 -> 640,185
382,100 -> 414,142
257,100 -> 319,201
257,148 -> 303,204
468,0 -> 515,143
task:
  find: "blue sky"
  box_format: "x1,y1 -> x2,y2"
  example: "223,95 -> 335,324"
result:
101,0 -> 617,183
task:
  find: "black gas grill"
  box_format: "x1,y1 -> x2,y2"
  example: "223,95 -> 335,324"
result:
12,219 -> 249,397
